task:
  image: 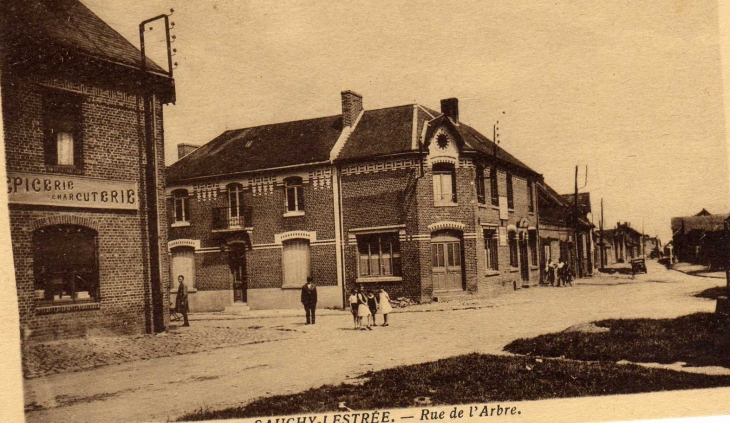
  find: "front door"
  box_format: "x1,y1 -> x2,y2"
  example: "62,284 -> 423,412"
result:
230,245 -> 247,303
431,231 -> 464,292
519,238 -> 530,282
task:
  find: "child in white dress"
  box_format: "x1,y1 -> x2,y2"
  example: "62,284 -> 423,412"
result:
377,289 -> 392,326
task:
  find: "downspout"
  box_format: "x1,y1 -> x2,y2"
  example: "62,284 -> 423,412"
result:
332,164 -> 347,308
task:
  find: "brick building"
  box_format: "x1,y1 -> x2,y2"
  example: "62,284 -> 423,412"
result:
2,0 -> 175,340
166,92 -> 544,311
537,184 -> 594,279
595,222 -> 646,267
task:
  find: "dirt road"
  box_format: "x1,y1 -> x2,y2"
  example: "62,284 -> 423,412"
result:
23,262 -> 723,422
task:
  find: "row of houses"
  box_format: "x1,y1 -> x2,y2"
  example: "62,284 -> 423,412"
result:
2,0 -> 601,340
165,92 -> 597,312
593,222 -> 648,268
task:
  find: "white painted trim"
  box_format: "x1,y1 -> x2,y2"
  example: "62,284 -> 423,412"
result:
168,239 -> 201,252
283,210 -> 306,218
418,104 -> 436,119
427,221 -> 466,233
330,110 -> 364,161
170,221 -> 190,228
274,230 -> 317,244
348,224 -> 406,234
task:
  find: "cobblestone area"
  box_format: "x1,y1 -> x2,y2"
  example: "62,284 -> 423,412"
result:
22,322 -> 294,379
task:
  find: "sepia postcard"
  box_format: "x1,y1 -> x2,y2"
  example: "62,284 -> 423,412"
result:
1,1 -> 730,422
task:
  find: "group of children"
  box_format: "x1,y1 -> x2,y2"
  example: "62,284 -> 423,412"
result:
544,258 -> 574,287
348,286 -> 392,330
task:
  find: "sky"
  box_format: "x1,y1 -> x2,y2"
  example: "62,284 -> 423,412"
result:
83,0 -> 730,243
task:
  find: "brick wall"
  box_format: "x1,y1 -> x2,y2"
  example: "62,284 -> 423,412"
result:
3,70 -> 170,341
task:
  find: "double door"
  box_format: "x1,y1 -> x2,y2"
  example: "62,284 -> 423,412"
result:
431,232 -> 464,292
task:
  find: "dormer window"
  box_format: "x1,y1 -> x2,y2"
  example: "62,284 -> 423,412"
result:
285,177 -> 305,213
433,163 -> 457,204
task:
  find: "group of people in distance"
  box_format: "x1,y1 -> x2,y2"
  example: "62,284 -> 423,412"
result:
544,258 -> 573,287
348,285 -> 392,330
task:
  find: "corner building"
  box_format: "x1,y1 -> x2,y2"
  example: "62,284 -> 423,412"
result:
166,92 -> 543,311
2,0 -> 175,340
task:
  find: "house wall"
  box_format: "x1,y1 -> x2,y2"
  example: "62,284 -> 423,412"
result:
4,71 -> 169,341
166,166 -> 340,311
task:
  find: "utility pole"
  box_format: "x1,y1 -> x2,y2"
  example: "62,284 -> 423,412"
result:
574,165 -> 583,278
600,198 -> 605,269
139,10 -> 175,333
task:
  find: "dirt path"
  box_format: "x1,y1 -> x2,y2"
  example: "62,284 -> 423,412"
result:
23,261 -> 722,423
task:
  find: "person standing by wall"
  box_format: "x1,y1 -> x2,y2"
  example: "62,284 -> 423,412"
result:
176,275 -> 190,327
301,276 -> 318,325
377,288 -> 392,327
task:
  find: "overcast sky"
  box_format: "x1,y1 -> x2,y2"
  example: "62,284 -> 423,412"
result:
83,0 -> 729,243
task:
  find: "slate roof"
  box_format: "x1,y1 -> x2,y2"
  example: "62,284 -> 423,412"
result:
561,193 -> 592,214
2,0 -> 167,75
168,102 -> 541,183
167,115 -> 343,182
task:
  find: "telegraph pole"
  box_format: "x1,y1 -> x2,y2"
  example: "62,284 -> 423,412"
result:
139,10 -> 176,333
600,198 -> 605,269
574,165 -> 583,278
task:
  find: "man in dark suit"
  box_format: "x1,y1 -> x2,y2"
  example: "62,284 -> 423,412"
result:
301,276 -> 317,325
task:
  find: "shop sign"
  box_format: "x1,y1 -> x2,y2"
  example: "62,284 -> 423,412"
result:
7,172 -> 138,210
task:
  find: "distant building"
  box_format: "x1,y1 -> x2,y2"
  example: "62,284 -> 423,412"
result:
166,93 -> 545,311
643,236 -> 662,259
671,210 -> 729,269
2,0 -> 175,340
537,185 -> 594,279
594,222 -> 646,267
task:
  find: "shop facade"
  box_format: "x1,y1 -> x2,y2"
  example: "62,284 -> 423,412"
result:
2,0 -> 174,340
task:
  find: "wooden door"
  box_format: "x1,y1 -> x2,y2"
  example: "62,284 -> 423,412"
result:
431,232 -> 463,292
519,239 -> 530,282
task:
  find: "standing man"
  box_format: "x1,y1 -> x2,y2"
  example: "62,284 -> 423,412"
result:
176,275 -> 190,327
301,276 -> 317,325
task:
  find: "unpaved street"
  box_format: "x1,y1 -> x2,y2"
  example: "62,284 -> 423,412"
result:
23,262 -> 724,423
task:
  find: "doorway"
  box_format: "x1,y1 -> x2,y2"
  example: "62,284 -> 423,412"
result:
431,230 -> 464,292
229,243 -> 247,303
519,234 -> 530,282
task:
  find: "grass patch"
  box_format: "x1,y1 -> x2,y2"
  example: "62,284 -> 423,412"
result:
695,286 -> 727,300
505,312 -> 729,368
178,353 -> 730,421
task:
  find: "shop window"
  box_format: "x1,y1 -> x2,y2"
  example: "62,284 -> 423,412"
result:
173,189 -> 190,223
490,167 -> 499,206
509,231 -> 518,268
227,183 -> 245,226
43,90 -> 83,171
506,173 -> 514,209
358,233 -> 401,277
282,239 -> 310,288
527,180 -> 535,213
484,229 -> 498,271
33,225 -> 98,303
433,163 -> 457,204
285,177 -> 305,213
475,164 -> 486,204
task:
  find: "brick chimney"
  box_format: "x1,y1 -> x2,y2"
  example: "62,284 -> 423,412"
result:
440,98 -> 459,123
341,90 -> 363,128
177,143 -> 199,160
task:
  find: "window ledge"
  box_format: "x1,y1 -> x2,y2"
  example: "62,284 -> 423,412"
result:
434,202 -> 459,207
530,266 -> 539,270
356,276 -> 403,283
35,301 -> 100,315
283,211 -> 305,218
508,268 -> 520,273
485,270 -> 500,277
45,164 -> 83,175
171,221 -> 191,228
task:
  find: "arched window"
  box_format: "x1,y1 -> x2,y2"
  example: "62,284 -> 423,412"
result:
285,177 -> 304,212
173,189 -> 190,223
33,225 -> 98,303
227,183 -> 244,226
433,163 -> 457,204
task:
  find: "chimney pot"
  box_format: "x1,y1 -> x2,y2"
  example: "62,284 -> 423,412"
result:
440,98 -> 459,123
341,90 -> 363,128
177,143 -> 199,160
